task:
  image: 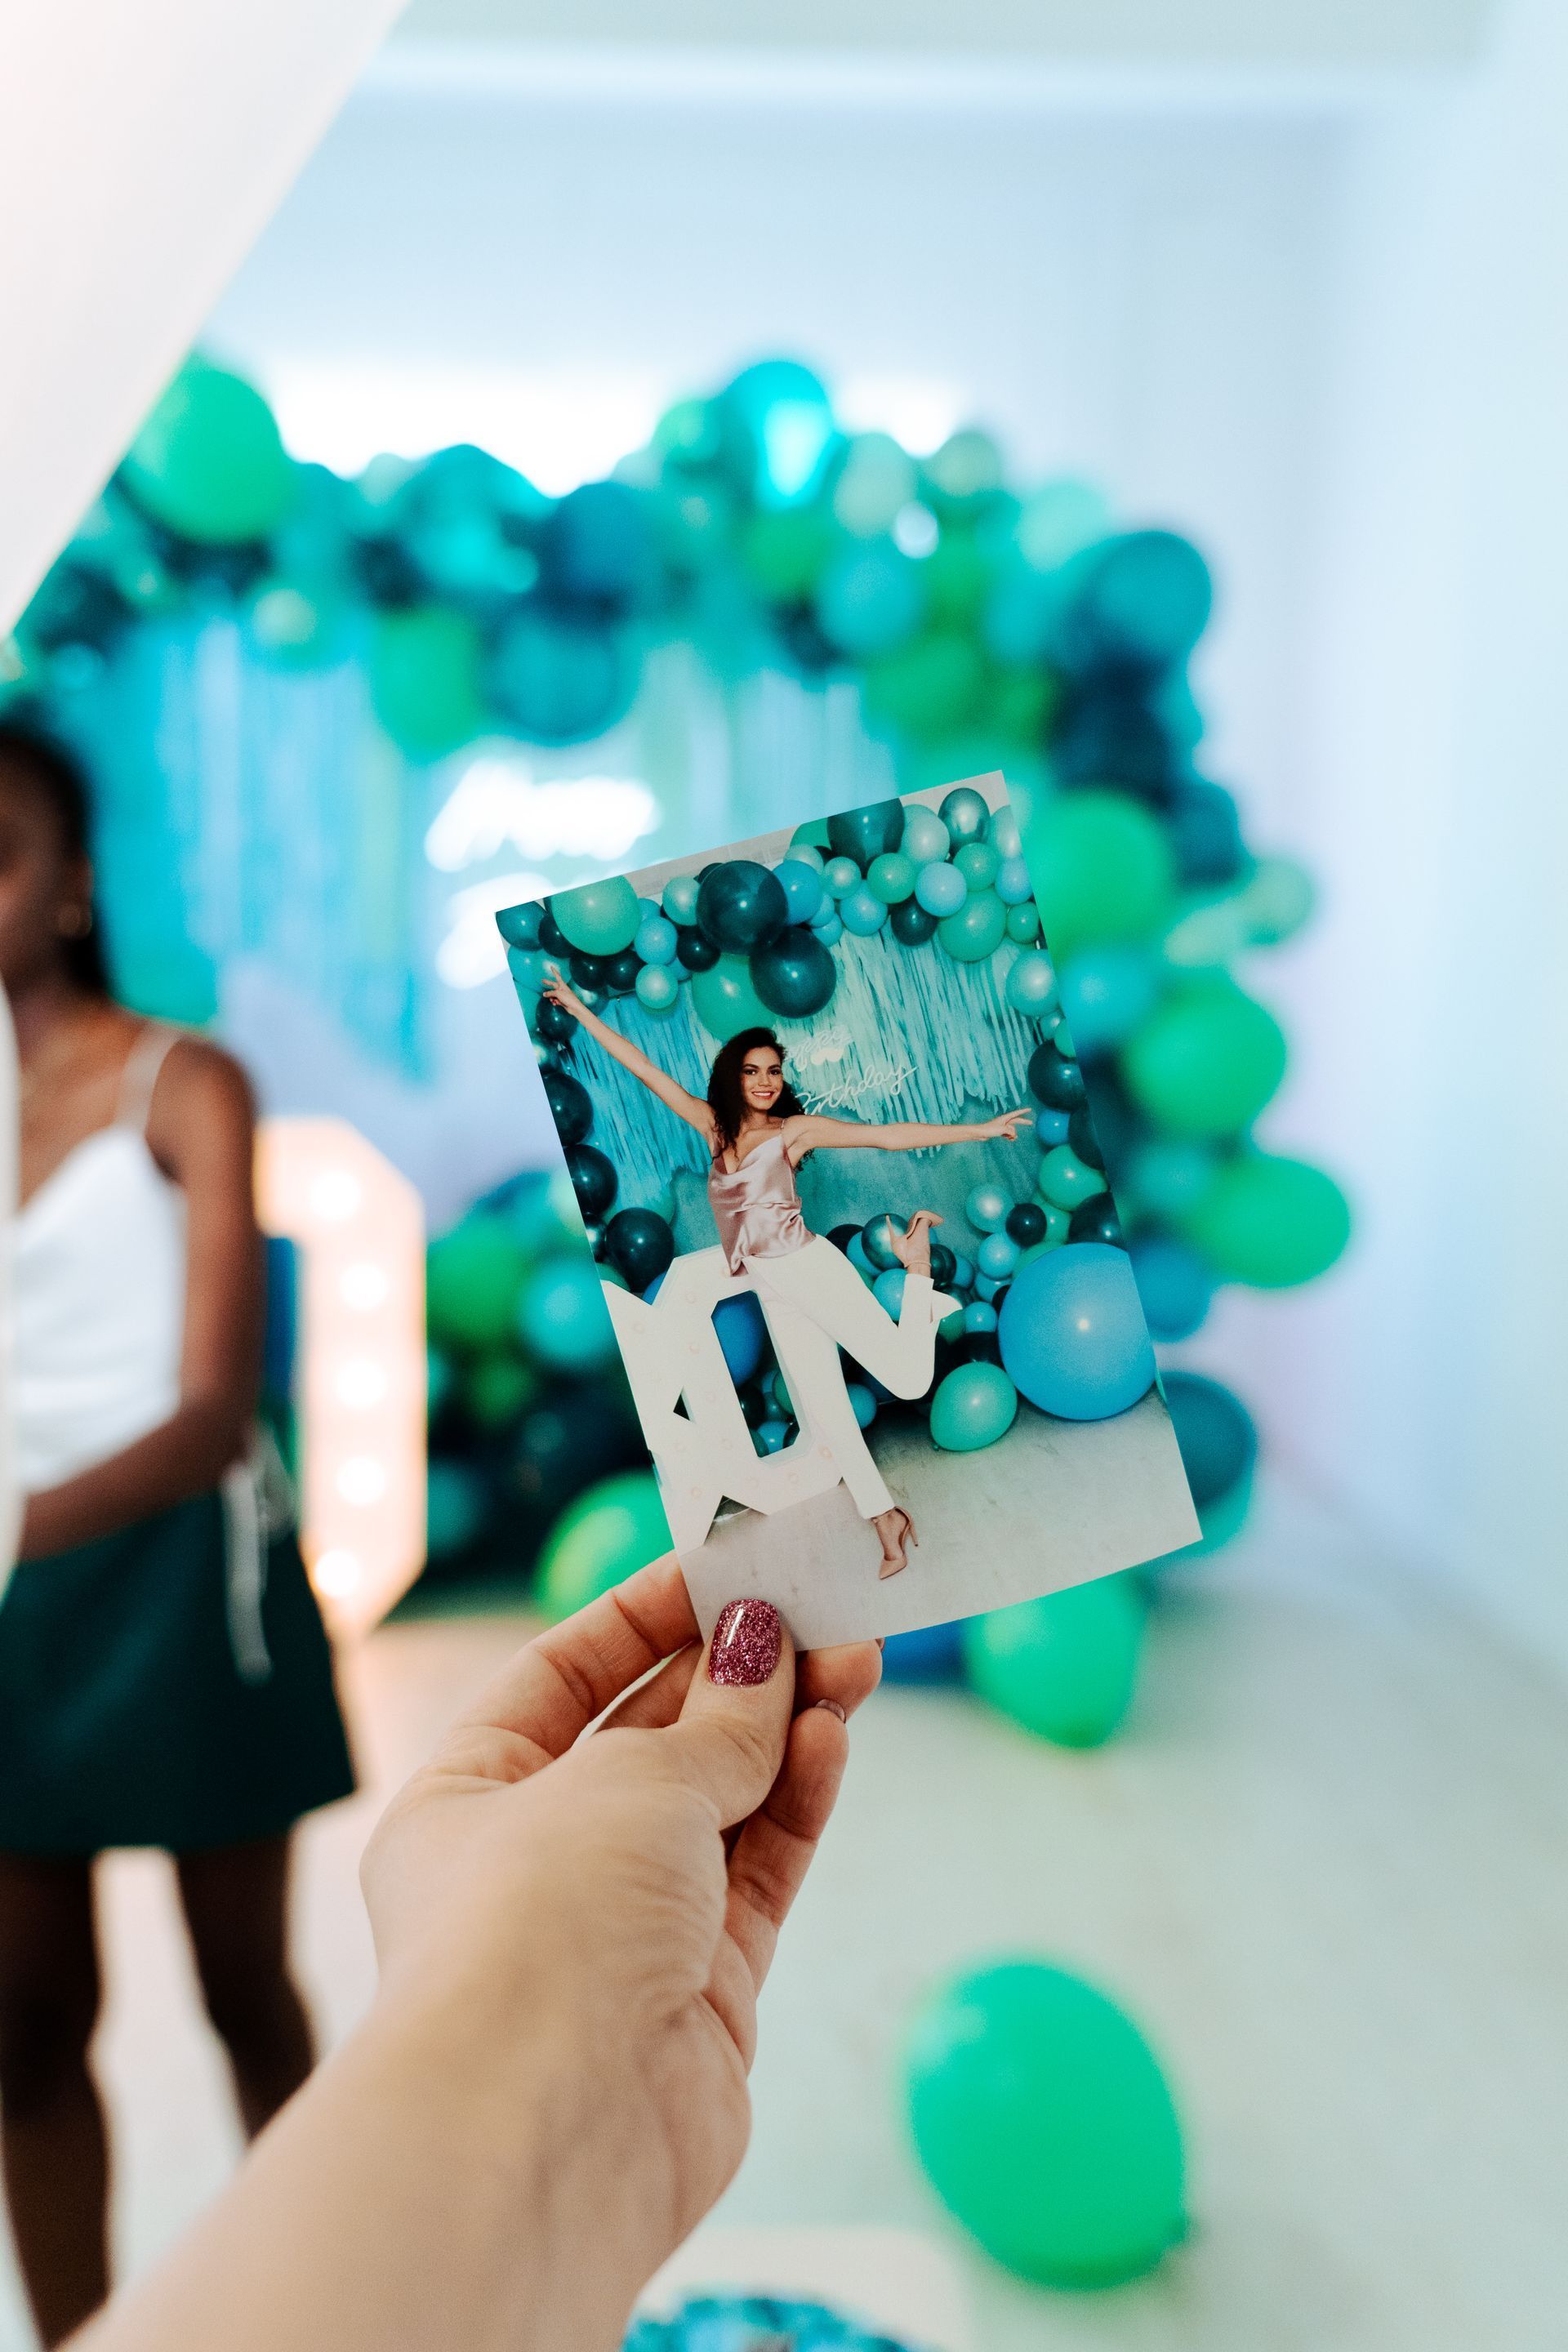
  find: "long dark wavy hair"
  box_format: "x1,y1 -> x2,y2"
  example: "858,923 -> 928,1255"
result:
706,1026 -> 807,1155
0,720 -> 111,996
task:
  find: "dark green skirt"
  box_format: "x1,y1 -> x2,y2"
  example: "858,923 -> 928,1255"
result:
0,1490 -> 356,1857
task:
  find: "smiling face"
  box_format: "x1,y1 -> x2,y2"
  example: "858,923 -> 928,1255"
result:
739,1042 -> 785,1116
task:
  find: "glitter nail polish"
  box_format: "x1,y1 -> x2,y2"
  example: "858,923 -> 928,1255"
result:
709,1597 -> 782,1686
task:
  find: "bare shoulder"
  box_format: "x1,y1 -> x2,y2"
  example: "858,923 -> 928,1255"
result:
148,1033 -> 256,1165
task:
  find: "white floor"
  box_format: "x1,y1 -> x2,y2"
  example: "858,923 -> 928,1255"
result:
4,1473 -> 1567,2351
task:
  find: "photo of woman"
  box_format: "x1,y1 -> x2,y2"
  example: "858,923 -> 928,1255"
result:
543,968 -> 1027,1578
504,778 -> 1197,1650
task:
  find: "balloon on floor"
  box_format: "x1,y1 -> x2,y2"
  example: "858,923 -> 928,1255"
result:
903,1958 -> 1186,2286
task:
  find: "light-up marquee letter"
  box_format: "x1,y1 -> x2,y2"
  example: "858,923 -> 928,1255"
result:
256,1116 -> 425,1637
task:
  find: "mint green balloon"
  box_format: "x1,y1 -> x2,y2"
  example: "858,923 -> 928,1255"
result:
1024,791 -> 1174,955
929,1361 -> 1018,1450
553,876 -> 639,957
537,1470 -> 672,1619
903,1958 -> 1185,2285
937,889 -> 1006,962
369,606 -> 485,761
691,954 -> 772,1040
866,850 -> 916,904
1036,1145 -> 1106,1211
1122,976 -> 1287,1138
1184,1152 -> 1351,1286
123,361 -> 296,544
1005,901 -> 1040,943
963,1575 -> 1145,1748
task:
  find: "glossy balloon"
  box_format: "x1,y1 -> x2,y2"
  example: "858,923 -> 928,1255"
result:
662,874 -> 701,926
690,954 -> 773,1040
862,1214 -> 905,1272
929,1361 -> 1018,1451
565,1143 -> 618,1222
954,840 -> 1000,891
697,859 -> 788,954
1037,1145 -> 1106,1212
1027,1040 -> 1087,1112
938,785 -> 990,844
866,850 -> 917,904
1067,1196 -> 1124,1248
635,963 -> 679,1013
937,890 -> 1005,962
542,1067 -> 593,1146
675,926 -> 720,973
965,1184 -> 1009,1233
998,1243 -> 1155,1419
826,798 -> 906,871
890,896 -> 939,946
552,877 -> 640,958
635,913 -> 678,965
1004,950 -> 1057,1014
604,1208 -> 675,1293
977,1232 -> 1020,1281
773,858 -> 825,926
901,808 -> 950,863
840,883 -> 889,936
750,926 -> 836,1018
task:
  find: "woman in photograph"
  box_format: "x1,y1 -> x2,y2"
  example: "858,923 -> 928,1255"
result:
542,966 -> 1027,1579
0,725 -> 355,2347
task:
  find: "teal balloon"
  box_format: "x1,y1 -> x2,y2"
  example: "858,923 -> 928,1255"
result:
1062,530 -> 1212,670
815,546 -> 924,657
719,359 -> 836,506
938,890 -> 1005,961
425,1460 -> 488,1557
861,1213 -> 904,1271
826,797 -> 905,871
751,926 -> 835,1018
497,902 -> 543,950
965,1184 -> 1008,1232
635,913 -> 677,964
840,883 -> 889,937
998,1245 -> 1154,1419
516,1258 -> 617,1372
774,858 -> 825,925
369,606 -> 484,760
915,861 -> 966,918
486,608 -> 635,746
122,362 -> 296,544
697,859 -> 788,952
604,1208 -> 675,1293
552,877 -> 639,956
872,1267 -> 907,1320
938,785 -> 990,844
635,963 -> 679,1013
1006,902 -> 1041,943
930,1361 -> 1018,1450
955,840 -> 1000,891
996,854 -> 1033,906
903,1958 -> 1185,2285
691,955 -> 772,1040
963,1577 -> 1146,1748
1058,947 -> 1159,1053
1004,950 -> 1057,1014
823,855 -> 862,900
901,808 -> 950,863
662,874 -> 701,925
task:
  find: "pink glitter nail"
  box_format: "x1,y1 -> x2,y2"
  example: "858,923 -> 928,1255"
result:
709,1598 -> 782,1686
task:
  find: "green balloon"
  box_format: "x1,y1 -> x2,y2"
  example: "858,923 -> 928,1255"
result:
1122,976 -> 1286,1138
903,1958 -> 1185,2285
929,1361 -> 1018,1450
122,361 -> 296,544
790,818 -> 833,853
1184,1152 -> 1351,1286
741,509 -> 835,599
426,1216 -> 527,1350
1036,1144 -> 1106,1212
826,798 -> 905,871
465,1352 -> 538,1428
537,1470 -> 672,1619
866,850 -> 916,905
936,889 -> 1006,962
1024,791 -> 1175,956
862,629 -> 982,742
963,1575 -> 1145,1747
552,876 -> 640,957
1004,901 -> 1041,943
369,606 -> 485,761
691,954 -> 773,1040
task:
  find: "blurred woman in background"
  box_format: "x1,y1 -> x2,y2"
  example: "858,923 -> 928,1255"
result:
0,724 -> 354,2346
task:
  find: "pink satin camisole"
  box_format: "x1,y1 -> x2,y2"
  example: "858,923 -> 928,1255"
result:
708,1130 -> 808,1272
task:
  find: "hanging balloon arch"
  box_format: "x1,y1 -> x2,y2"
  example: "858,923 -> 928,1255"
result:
1,350 -> 1348,1628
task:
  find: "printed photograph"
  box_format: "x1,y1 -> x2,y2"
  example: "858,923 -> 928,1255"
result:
499,775 -> 1198,1646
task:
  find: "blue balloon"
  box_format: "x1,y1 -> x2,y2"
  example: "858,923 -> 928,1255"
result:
947,1251 -> 975,1291
1035,1107 -> 1071,1147
426,1459 -> 488,1556
915,860 -> 967,918
823,855 -> 862,899
998,1245 -> 1156,1420
840,883 -> 889,937
880,1619 -> 965,1683
1057,947 -> 1160,1054
1057,530 -> 1212,670
721,359 -> 835,506
662,873 -> 701,925
756,1419 -> 790,1454
965,1183 -> 1009,1233
1161,1370 -> 1256,1509
1129,1236 -> 1214,1343
811,910 -> 844,946
995,855 -> 1034,906
847,1383 -> 877,1429
774,857 -> 825,926
846,1232 -> 876,1278
963,1300 -> 997,1334
978,1232 -> 1020,1281
487,606 -> 636,745
713,1292 -> 768,1385
539,479 -> 651,610
815,544 -> 924,657
635,913 -> 678,965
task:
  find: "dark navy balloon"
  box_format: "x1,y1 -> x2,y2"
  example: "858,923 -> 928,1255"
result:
1161,1370 -> 1256,1508
1067,1105 -> 1105,1170
604,1208 -> 675,1293
675,926 -> 720,973
1004,1202 -> 1047,1250
890,896 -> 940,945
1129,1236 -> 1213,1343
697,859 -> 789,953
751,925 -> 836,1018
543,1068 -> 592,1146
565,1143 -> 617,1223
538,480 -> 651,612
536,997 -> 578,1045
1068,1196 -> 1124,1249
1028,1040 -> 1087,1112
826,798 -> 905,872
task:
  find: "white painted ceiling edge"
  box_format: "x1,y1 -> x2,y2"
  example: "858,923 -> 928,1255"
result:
394,0 -> 1494,69
0,0 -> 410,639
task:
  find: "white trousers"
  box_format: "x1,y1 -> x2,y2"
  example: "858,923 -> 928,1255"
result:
748,1236 -> 954,1521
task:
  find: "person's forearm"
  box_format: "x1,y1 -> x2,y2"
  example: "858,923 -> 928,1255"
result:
19,1398 -> 251,1557
867,1120 -> 985,1150
74,1988 -> 659,2352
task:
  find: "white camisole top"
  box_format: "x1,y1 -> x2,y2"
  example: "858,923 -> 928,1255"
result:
11,1025 -> 186,1495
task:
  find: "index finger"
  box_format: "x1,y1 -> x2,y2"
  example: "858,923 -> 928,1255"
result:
442,1552 -> 698,1773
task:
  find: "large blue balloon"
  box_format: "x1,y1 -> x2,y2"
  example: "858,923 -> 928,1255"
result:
539,479 -> 651,610
998,1244 -> 1155,1420
486,606 -> 636,745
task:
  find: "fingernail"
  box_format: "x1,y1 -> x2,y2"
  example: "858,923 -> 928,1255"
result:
709,1598 -> 782,1686
814,1698 -> 847,1723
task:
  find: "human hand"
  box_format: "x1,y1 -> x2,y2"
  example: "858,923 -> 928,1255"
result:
541,962 -> 590,1022
979,1105 -> 1031,1143
359,1557 -> 880,2311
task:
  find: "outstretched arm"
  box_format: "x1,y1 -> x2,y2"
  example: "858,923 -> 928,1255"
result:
784,1106 -> 1031,1158
542,967 -> 714,1142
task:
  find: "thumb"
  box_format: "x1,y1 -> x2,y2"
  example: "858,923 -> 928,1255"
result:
660,1597 -> 795,1830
